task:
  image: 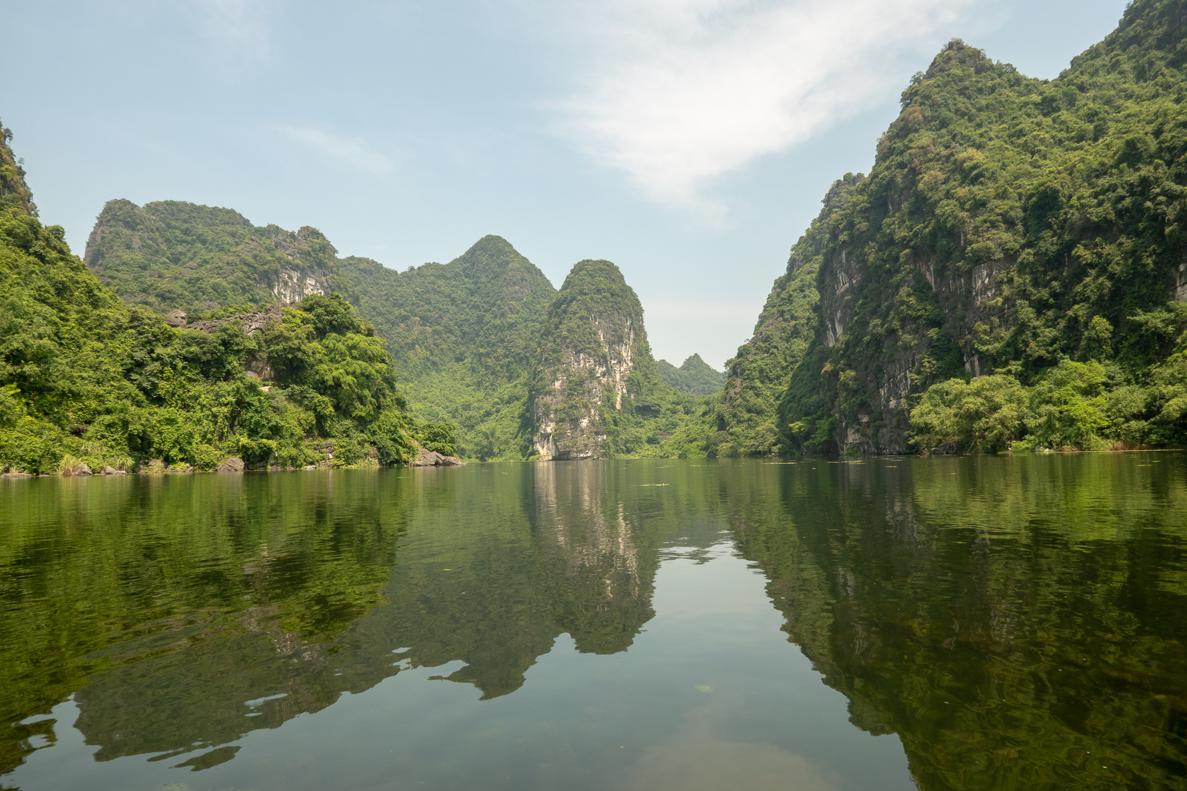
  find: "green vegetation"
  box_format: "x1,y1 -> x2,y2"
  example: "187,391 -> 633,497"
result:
721,0 -> 1187,456
85,199 -> 338,315
656,354 -> 725,396
528,260 -> 711,460
332,237 -> 556,458
910,344 -> 1187,453
0,122 -> 434,474
713,174 -> 863,456
85,206 -> 559,459
86,201 -> 716,460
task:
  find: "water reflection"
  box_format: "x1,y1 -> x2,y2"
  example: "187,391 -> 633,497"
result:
730,454 -> 1187,790
1,455 -> 1186,789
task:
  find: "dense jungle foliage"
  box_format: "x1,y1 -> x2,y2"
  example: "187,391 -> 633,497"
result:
712,174 -> 863,456
87,202 -> 714,459
723,0 -> 1187,455
333,236 -> 557,459
86,202 -> 561,458
85,199 -> 339,315
0,125 -> 443,474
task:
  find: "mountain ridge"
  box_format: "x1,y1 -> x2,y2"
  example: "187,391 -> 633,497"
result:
84,202 -> 714,459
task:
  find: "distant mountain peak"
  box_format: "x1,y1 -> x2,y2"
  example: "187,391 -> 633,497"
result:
657,353 -> 724,396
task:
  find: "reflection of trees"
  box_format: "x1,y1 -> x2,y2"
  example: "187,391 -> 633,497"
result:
729,454 -> 1187,790
0,471 -> 413,773
1,461 -> 695,773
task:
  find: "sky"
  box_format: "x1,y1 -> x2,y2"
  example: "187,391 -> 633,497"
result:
2,0 -> 1129,368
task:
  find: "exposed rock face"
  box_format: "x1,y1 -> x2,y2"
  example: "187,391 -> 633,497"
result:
184,306 -> 282,335
411,447 -> 462,467
528,260 -> 652,461
217,457 -> 246,473
272,271 -> 325,304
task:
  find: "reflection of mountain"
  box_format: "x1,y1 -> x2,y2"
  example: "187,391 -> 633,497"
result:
729,455 -> 1187,790
0,472 -> 412,773
11,457 -> 1184,784
2,463 -> 692,770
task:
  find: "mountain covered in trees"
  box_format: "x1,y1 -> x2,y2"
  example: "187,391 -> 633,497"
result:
656,354 -> 724,396
85,202 -> 711,460
528,260 -> 708,460
0,123 -> 455,475
719,0 -> 1187,456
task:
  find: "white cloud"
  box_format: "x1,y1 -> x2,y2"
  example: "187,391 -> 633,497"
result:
276,125 -> 396,176
193,0 -> 276,63
551,0 -> 973,211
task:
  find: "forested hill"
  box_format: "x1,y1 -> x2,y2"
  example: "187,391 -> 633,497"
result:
720,0 -> 1187,456
0,122 -> 448,475
656,354 -> 725,396
85,204 -> 715,459
85,202 -> 556,456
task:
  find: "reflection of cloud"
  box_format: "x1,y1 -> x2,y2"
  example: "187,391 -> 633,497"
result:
194,0 -> 276,63
553,0 -> 971,212
275,125 -> 396,176
629,704 -> 838,791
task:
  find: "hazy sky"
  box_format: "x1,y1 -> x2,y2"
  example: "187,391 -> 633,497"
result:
3,0 -> 1128,367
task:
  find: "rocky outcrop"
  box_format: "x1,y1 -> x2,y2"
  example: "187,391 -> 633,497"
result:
411,447 -> 462,467
184,306 -> 282,335
528,260 -> 654,461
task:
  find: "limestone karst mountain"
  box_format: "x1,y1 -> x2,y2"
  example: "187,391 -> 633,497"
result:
85,207 -> 713,459
721,0 -> 1187,455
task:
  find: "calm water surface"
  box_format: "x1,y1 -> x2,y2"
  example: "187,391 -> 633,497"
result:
2,456 -> 1187,790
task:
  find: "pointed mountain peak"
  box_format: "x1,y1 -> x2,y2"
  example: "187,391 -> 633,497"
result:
923,39 -> 994,79
450,235 -> 555,297
462,234 -> 520,259
562,259 -> 628,290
